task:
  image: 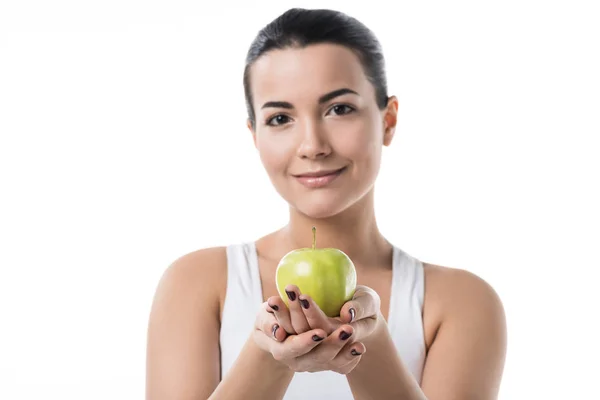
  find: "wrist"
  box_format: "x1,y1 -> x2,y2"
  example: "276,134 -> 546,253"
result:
364,311 -> 389,344
210,335 -> 295,399
248,334 -> 295,379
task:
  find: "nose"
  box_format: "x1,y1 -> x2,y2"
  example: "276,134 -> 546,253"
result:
296,119 -> 332,160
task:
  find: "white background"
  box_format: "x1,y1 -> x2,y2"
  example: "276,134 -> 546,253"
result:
1,0 -> 599,399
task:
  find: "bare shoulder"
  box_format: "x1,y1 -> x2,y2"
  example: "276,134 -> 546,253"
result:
422,262 -> 506,340
151,246 -> 229,317
158,246 -> 228,294
420,263 -> 507,399
163,245 -> 228,278
146,246 -> 228,399
424,262 -> 505,311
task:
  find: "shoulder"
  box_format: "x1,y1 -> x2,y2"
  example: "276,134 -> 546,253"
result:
421,262 -> 507,350
422,263 -> 506,338
420,263 -> 507,397
146,246 -> 230,397
423,263 -> 505,319
151,246 -> 229,319
165,245 -> 229,277
161,246 -> 228,287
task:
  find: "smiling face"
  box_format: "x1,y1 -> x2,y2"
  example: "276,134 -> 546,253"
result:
247,43 -> 398,219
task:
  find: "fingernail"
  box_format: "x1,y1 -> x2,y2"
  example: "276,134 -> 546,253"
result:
312,335 -> 324,341
269,304 -> 279,311
339,330 -> 351,340
349,308 -> 356,322
272,324 -> 279,339
286,290 -> 296,301
351,349 -> 362,356
300,299 -> 309,309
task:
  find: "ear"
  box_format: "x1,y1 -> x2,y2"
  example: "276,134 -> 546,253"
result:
382,96 -> 398,147
247,119 -> 257,148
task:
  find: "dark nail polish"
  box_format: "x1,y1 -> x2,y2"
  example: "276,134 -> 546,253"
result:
286,290 -> 296,301
270,304 -> 279,311
339,330 -> 351,340
351,349 -> 362,356
300,299 -> 309,309
312,335 -> 324,341
272,324 -> 279,338
349,308 -> 356,322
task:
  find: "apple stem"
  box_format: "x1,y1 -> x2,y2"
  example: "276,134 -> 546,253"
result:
312,226 -> 316,249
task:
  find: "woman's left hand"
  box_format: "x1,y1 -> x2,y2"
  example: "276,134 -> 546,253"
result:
266,284 -> 382,342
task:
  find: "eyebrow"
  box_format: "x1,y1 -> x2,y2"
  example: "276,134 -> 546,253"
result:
260,87 -> 359,110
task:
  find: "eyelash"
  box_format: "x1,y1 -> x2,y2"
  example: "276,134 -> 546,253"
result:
265,104 -> 356,127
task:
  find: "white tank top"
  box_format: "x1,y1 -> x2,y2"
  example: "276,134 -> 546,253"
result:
219,242 -> 426,399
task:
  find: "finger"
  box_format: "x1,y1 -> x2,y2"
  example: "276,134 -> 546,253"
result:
295,324 -> 354,367
339,285 -> 381,324
332,345 -> 364,375
285,284 -> 311,334
329,340 -> 366,374
258,328 -> 328,363
260,303 -> 289,342
332,340 -> 366,366
298,294 -> 334,334
267,296 -> 296,334
351,316 -> 379,340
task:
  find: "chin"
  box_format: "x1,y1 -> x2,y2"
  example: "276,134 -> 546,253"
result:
295,206 -> 340,220
292,195 -> 355,220
274,177 -> 372,219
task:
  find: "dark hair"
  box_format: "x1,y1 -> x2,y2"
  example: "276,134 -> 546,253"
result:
243,8 -> 389,129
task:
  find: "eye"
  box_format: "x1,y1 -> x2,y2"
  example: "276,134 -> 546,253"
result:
328,104 -> 355,116
266,114 -> 292,126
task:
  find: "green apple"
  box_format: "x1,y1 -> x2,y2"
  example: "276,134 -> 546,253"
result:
275,226 -> 357,317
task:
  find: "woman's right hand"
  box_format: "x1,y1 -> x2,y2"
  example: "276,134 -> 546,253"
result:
253,301 -> 366,374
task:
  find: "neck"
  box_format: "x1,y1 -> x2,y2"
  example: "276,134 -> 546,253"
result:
281,189 -> 392,266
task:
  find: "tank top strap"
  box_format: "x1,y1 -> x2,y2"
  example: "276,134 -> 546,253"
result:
224,242 -> 263,306
387,245 -> 427,383
220,242 -> 264,379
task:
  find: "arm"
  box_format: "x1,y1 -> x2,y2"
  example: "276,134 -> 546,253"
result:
419,269 -> 507,400
209,336 -> 295,400
346,316 -> 427,400
346,269 -> 507,400
145,247 -> 294,400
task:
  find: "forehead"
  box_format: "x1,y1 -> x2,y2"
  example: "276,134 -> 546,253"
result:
249,43 -> 371,105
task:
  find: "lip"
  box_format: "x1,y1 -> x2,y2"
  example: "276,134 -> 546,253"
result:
294,168 -> 346,178
293,167 -> 346,188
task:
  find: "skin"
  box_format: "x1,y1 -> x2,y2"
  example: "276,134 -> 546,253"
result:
146,43 -> 507,399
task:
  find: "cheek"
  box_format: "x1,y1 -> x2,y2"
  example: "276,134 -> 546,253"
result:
333,121 -> 380,163
256,137 -> 293,175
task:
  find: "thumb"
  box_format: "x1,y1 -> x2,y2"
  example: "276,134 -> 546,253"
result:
340,285 -> 380,324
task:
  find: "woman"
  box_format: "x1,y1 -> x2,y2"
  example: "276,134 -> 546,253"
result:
146,8 -> 507,400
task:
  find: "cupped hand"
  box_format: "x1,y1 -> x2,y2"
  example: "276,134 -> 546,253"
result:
267,284 -> 382,342
253,301 -> 366,374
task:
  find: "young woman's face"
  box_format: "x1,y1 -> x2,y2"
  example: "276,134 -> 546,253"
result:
248,43 -> 397,219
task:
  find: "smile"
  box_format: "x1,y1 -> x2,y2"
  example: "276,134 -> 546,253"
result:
293,167 -> 347,188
